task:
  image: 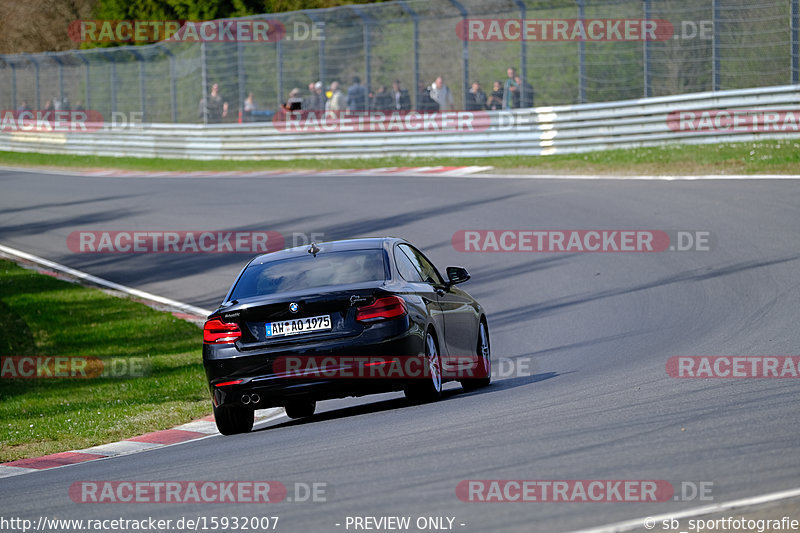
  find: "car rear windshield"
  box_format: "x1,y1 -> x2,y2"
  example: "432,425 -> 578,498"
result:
230,249 -> 387,299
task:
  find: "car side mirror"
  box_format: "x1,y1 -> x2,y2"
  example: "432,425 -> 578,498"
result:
446,266 -> 470,285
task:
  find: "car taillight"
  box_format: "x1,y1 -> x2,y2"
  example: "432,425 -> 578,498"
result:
203,318 -> 242,344
356,296 -> 407,322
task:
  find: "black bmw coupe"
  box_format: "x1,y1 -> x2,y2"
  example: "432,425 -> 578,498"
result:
203,237 -> 490,434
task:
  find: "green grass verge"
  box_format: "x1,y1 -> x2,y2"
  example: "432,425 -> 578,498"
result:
1,140 -> 799,175
0,260 -> 210,462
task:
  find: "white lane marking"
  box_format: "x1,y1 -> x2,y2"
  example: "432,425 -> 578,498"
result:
567,486 -> 800,533
0,243 -> 212,317
471,173 -> 800,180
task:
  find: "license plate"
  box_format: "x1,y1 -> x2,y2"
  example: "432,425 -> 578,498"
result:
266,315 -> 331,338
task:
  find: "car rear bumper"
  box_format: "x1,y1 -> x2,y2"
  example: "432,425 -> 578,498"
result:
203,321 -> 425,408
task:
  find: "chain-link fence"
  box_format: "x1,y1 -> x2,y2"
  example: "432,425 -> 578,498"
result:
0,0 -> 797,124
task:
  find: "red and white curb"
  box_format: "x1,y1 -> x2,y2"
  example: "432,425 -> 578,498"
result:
0,165 -> 493,179
0,411 -> 284,479
0,244 -> 286,478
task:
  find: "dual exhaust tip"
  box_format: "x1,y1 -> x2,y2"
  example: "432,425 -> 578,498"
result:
241,393 -> 260,405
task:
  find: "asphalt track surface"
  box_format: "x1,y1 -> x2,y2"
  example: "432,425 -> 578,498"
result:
1,168 -> 799,532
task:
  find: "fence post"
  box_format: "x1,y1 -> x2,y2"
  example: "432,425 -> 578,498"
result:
792,0 -> 799,84
155,45 -> 177,123
46,53 -> 65,105
447,0 -> 469,108
10,61 -> 17,109
512,0 -> 528,105
712,0 -> 721,91
643,0 -> 651,98
23,54 -> 40,109
130,50 -> 146,122
200,41 -> 208,124
75,53 -> 90,111
100,50 -> 118,116
237,41 -> 246,120
304,11 -> 326,89
397,1 -> 419,109
276,38 -> 283,108
349,6 -> 374,103
577,0 -> 586,103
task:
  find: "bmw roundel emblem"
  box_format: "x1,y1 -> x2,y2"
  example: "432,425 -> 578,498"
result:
289,302 -> 299,314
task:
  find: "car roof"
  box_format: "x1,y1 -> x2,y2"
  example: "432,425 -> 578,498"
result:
249,237 -> 406,264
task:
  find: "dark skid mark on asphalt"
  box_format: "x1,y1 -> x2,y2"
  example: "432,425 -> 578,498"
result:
319,193 -> 522,241
490,255 -> 800,328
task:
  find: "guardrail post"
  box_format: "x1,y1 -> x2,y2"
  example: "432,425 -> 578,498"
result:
712,0 -> 721,91
447,0 -> 469,108
577,0 -> 586,103
643,0 -> 651,98
23,54 -> 40,109
792,0 -> 799,84
397,1 -> 420,109
512,0 -> 528,105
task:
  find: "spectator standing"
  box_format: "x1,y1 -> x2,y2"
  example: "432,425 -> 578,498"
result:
371,85 -> 392,110
199,83 -> 229,123
487,81 -> 504,110
428,76 -> 454,111
306,81 -> 326,111
416,82 -> 439,112
326,81 -> 345,112
502,67 -> 519,109
347,76 -> 368,112
391,80 -> 411,111
515,75 -> 535,108
282,88 -> 303,112
243,92 -> 256,122
466,81 -> 487,111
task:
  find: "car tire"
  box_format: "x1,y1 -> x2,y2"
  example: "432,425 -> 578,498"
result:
404,330 -> 443,403
461,320 -> 491,391
213,403 -> 254,435
284,399 -> 316,419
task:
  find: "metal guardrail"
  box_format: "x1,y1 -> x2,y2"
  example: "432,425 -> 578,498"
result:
1,84 -> 798,160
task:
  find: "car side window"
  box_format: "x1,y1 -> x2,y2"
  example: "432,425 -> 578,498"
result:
394,246 -> 424,282
398,244 -> 444,285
